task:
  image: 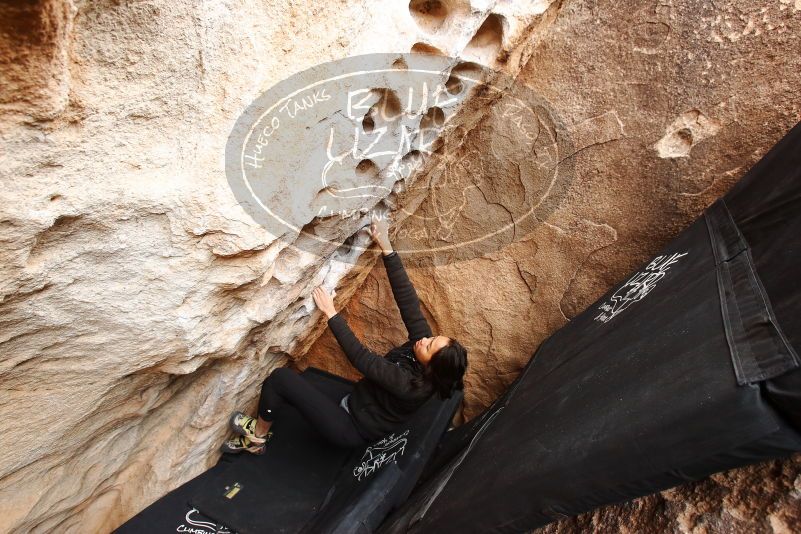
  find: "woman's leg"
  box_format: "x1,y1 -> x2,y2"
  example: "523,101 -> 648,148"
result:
255,367 -> 367,448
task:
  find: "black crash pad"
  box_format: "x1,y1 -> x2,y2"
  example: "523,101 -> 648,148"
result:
114,456 -> 236,534
190,367 -> 461,534
117,366 -> 461,534
188,368 -> 355,534
299,385 -> 461,534
379,122 -> 801,533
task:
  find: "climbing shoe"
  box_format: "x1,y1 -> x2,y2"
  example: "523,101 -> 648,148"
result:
229,411 -> 269,444
220,434 -> 271,455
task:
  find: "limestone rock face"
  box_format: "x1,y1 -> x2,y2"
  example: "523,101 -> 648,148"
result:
0,0 -> 558,532
299,0 -> 801,531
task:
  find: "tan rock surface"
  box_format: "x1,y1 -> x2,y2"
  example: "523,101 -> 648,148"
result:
0,0 -> 559,532
299,0 -> 801,531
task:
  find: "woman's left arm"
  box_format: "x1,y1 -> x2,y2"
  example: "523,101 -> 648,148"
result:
327,313 -> 413,397
370,214 -> 433,343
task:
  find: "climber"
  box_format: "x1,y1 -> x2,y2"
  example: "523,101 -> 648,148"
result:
220,214 -> 468,454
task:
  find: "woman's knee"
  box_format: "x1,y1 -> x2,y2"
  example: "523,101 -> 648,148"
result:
262,367 -> 298,396
273,367 -> 298,381
264,366 -> 295,384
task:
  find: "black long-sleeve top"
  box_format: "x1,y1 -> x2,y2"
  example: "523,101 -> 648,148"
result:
327,250 -> 435,441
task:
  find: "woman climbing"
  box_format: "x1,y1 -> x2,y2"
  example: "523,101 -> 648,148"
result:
221,214 -> 468,454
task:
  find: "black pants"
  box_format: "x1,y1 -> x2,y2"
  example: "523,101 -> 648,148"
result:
258,367 -> 369,448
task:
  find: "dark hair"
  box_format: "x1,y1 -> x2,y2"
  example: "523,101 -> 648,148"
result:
413,338 -> 468,399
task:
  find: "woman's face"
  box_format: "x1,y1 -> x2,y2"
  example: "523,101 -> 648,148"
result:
413,335 -> 449,366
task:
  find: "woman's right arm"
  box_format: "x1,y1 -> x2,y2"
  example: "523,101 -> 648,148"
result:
327,312 -> 416,397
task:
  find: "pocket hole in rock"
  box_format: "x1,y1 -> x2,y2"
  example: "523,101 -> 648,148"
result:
362,114 -> 375,133
420,106 -> 446,131
445,74 -> 463,95
450,61 -> 484,85
409,0 -> 449,32
392,57 -> 408,70
448,61 -> 487,97
356,159 -> 379,180
401,150 -> 426,175
411,42 -> 446,56
463,13 -> 504,65
368,88 -> 403,123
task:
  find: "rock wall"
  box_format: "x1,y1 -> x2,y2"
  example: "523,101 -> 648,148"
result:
0,0 -> 560,532
298,0 -> 801,532
2,0 -> 799,532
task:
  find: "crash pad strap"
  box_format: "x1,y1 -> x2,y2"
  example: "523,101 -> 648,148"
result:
705,198 -> 800,385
